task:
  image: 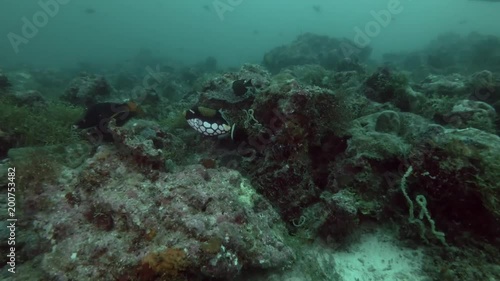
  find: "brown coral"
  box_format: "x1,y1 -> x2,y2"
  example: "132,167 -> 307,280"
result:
140,248 -> 189,280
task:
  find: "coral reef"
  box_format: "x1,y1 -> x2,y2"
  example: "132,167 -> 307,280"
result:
383,32 -> 500,78
408,128 -> 500,237
139,247 -> 189,280
108,119 -> 187,173
197,63 -> 271,109
364,67 -> 410,104
61,73 -> 111,106
445,99 -> 496,132
2,31 -> 500,281
14,145 -> 294,280
263,33 -> 371,73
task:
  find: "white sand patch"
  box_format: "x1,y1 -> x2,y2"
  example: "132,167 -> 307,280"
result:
239,228 -> 428,281
333,230 -> 425,281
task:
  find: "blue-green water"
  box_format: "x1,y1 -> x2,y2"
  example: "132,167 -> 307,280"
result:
1,0 -> 499,68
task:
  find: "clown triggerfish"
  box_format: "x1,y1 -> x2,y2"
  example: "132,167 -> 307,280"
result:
73,101 -> 141,141
75,101 -> 141,129
185,106 -> 236,139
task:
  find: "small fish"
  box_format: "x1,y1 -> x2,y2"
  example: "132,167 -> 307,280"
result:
84,8 -> 96,14
74,101 -> 141,129
232,79 -> 253,96
185,106 -> 236,139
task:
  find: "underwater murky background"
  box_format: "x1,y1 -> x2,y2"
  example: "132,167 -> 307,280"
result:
1,0 -> 500,67
1,0 -> 500,281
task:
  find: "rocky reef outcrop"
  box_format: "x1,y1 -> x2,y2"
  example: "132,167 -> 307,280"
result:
61,73 -> 112,106
263,33 -> 371,73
